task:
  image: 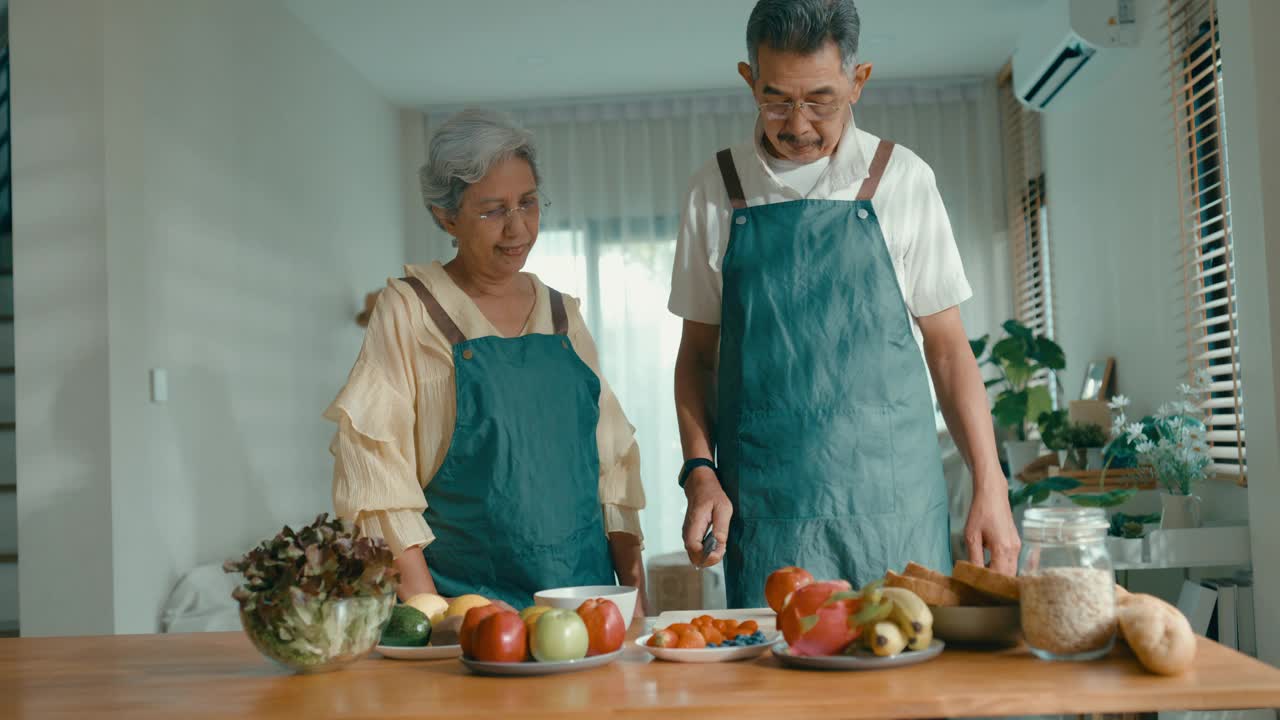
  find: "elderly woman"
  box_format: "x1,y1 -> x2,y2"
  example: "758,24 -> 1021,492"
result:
325,110 -> 647,616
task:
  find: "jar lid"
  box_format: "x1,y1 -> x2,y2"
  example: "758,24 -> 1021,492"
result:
1022,506 -> 1109,533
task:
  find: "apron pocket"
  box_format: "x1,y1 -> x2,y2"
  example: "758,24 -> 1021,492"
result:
734,405 -> 898,520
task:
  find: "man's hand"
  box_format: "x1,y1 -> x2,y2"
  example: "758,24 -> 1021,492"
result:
682,467 -> 733,567
964,480 -> 1021,575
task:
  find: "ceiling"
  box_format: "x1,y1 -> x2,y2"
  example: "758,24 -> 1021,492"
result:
284,0 -> 1048,108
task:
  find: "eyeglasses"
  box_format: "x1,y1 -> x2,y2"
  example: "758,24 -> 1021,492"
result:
758,100 -> 845,122
474,197 -> 549,224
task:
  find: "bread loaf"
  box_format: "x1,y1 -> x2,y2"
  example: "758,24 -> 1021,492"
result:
1117,593 -> 1197,676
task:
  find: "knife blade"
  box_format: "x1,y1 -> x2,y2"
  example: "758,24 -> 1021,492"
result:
698,526 -> 718,569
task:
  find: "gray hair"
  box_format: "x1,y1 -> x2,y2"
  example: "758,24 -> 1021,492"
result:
746,0 -> 861,78
419,109 -> 540,230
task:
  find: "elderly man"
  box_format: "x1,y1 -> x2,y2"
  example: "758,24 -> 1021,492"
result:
671,0 -> 1019,608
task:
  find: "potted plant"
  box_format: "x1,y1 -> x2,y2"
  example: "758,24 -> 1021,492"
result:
1105,372 -> 1213,529
971,320 -> 1067,480
1007,477 -> 1136,513
224,513 -> 398,673
1105,511 -> 1161,565
1062,422 -> 1108,471
1038,409 -> 1070,466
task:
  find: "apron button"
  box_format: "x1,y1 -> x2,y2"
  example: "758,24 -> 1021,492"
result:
734,216 -> 747,225
857,208 -> 869,220
561,340 -> 568,349
462,349 -> 474,360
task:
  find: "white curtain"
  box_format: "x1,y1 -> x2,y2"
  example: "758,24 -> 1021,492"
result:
424,81 -> 1010,562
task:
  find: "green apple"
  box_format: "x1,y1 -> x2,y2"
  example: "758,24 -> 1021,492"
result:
529,608 -> 589,662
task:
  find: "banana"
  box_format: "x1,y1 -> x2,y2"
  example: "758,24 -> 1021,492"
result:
870,621 -> 908,656
904,622 -> 933,652
882,587 -> 933,635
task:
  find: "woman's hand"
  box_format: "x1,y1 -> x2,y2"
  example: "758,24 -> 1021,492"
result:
394,548 -> 438,601
608,531 -> 648,619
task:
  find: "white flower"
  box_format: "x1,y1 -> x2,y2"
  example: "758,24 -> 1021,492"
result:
1108,395 -> 1131,410
1157,403 -> 1173,418
1195,367 -> 1213,386
1178,383 -> 1194,396
1126,423 -> 1147,443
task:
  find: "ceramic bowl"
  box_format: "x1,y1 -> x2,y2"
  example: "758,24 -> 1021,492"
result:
533,585 -> 638,629
930,604 -> 1021,648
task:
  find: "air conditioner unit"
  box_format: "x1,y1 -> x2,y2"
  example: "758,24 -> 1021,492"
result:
1012,0 -> 1138,111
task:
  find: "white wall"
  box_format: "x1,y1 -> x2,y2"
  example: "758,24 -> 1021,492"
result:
1217,0 -> 1280,666
11,0 -> 117,636
1042,0 -> 1186,418
1039,0 -> 1248,515
14,0 -> 409,635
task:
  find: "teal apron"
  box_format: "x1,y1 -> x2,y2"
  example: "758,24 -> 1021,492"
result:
401,276 -> 615,609
715,141 -> 951,609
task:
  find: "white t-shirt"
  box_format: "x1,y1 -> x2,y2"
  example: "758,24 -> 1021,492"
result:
668,114 -> 973,358
763,154 -> 830,197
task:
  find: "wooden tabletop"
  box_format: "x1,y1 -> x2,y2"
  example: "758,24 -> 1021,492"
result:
2,631 -> 1278,719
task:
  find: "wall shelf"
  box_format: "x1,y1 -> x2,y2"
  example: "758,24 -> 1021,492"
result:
1112,526 -> 1251,571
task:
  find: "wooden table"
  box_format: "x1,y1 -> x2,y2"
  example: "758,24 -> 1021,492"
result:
2,631 -> 1278,719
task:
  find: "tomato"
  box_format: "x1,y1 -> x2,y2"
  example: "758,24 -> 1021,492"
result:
459,604 -> 503,658
675,629 -> 707,649
471,611 -> 527,663
765,566 -> 816,614
647,629 -> 678,647
779,580 -> 853,646
576,598 -> 626,656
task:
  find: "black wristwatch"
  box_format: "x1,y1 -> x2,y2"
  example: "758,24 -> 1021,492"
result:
678,458 -> 718,489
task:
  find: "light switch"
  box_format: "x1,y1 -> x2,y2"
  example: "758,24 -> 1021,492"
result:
150,368 -> 168,404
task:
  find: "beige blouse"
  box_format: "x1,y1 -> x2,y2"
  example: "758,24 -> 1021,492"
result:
324,262 -> 645,558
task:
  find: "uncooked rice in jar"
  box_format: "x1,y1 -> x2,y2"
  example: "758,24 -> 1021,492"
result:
1020,567 -> 1116,656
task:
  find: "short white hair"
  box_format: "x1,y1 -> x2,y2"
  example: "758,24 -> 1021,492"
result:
419,109 -> 540,229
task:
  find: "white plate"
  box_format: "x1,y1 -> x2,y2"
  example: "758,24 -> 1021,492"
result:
635,633 -> 778,663
771,639 -> 945,670
376,643 -> 462,661
459,648 -> 624,676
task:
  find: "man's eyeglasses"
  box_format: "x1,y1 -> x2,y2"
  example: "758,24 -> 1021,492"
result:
758,100 -> 844,122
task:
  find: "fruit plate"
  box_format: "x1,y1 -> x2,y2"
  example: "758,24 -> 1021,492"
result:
771,639 -> 945,670
459,648 -> 624,676
635,632 -> 779,663
376,643 -> 462,661
655,608 -> 776,632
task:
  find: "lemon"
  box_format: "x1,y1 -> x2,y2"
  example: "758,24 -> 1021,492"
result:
404,593 -> 450,624
519,605 -> 553,632
445,594 -> 492,619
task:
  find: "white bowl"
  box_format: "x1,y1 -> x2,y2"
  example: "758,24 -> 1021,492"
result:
533,585 -> 638,629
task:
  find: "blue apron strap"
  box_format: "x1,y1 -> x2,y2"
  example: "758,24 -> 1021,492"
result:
856,140 -> 896,201
400,275 -> 467,345
716,149 -> 748,210
548,288 -> 570,336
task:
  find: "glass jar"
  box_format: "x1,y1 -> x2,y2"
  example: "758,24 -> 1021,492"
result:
1018,507 -> 1116,661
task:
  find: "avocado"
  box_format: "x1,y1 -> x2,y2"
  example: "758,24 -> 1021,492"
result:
381,604 -> 432,647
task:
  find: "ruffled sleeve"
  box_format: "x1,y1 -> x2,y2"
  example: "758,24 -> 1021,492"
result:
563,296 -> 646,542
324,286 -> 434,557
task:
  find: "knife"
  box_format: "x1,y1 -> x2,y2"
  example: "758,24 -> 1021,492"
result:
698,526 -> 718,569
